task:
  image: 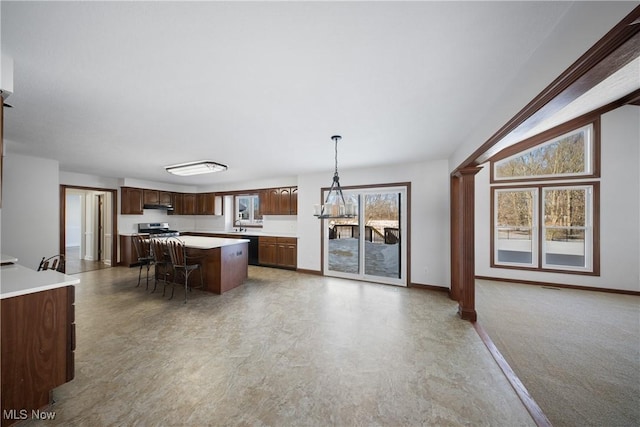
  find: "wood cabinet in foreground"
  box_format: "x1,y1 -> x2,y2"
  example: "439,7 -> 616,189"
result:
1,286 -> 75,427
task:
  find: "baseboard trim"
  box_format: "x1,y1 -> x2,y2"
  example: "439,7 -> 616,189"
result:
475,275 -> 640,296
296,268 -> 322,276
473,322 -> 552,427
409,283 -> 450,293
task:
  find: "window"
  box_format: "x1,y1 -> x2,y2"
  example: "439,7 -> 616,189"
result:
234,194 -> 262,226
495,188 -> 537,267
493,123 -> 596,181
542,186 -> 592,270
490,119 -> 600,275
493,184 -> 597,273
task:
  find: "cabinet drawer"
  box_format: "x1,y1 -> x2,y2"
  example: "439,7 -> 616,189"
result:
277,237 -> 297,245
259,237 -> 278,245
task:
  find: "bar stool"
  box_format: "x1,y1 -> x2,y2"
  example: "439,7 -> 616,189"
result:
132,234 -> 154,289
149,238 -> 171,293
37,254 -> 65,272
166,237 -> 204,303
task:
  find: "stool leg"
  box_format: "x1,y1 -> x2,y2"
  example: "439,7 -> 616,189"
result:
137,264 -> 142,287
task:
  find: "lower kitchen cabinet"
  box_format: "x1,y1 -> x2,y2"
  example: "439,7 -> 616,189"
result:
259,236 -> 297,269
119,234 -> 149,267
1,286 -> 75,427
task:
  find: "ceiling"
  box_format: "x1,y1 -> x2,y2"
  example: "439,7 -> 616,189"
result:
0,2 -> 634,186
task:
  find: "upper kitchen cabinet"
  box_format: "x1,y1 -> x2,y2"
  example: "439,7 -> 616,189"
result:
182,193 -> 197,215
260,187 -> 298,215
196,192 -> 216,215
171,193 -> 183,215
143,189 -> 172,207
121,187 -> 144,215
290,187 -> 298,215
259,188 -> 279,216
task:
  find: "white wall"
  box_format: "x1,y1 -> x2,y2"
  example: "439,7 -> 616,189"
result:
1,153 -> 60,270
475,105 -> 640,292
297,159 -> 450,287
60,171 -> 119,189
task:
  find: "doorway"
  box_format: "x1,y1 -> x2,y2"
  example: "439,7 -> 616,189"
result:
60,185 -> 117,274
323,184 -> 408,287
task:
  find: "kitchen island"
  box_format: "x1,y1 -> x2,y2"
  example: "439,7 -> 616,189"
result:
173,236 -> 250,295
1,263 -> 79,427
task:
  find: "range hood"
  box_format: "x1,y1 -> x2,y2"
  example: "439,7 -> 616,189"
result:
143,203 -> 174,211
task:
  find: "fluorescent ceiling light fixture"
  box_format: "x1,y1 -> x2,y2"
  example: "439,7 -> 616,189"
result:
165,161 -> 228,176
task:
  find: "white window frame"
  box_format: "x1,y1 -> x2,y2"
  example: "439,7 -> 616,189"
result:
494,188 -> 539,268
541,185 -> 593,272
493,184 -> 596,273
493,123 -> 594,181
234,194 -> 262,227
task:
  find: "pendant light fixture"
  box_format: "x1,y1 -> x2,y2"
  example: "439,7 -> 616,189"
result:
314,135 -> 357,219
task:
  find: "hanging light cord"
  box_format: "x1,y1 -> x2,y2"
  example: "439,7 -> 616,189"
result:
333,135 -> 341,178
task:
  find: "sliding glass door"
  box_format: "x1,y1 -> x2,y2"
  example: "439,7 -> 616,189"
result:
324,186 -> 407,286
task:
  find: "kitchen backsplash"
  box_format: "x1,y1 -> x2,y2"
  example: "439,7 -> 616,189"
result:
119,210 -> 296,235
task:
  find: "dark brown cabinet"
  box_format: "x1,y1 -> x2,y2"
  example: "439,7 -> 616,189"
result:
196,192 -> 216,215
121,187 -> 219,216
143,189 -> 172,206
290,187 -> 298,215
276,237 -> 297,269
159,191 -> 172,206
259,187 -> 298,215
121,187 -> 143,215
1,286 -> 75,426
143,189 -> 159,205
182,193 -> 196,215
258,237 -> 278,266
119,234 -> 146,266
172,193 -> 182,215
258,236 -> 297,269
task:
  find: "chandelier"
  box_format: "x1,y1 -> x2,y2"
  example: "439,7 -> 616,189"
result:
314,135 -> 357,219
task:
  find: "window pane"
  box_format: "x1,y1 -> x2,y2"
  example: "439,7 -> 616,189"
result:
543,187 -> 589,269
495,125 -> 591,180
496,190 -> 535,265
544,228 -> 586,267
328,214 -> 360,275
363,192 -> 400,279
235,194 -> 262,225
544,189 -> 585,227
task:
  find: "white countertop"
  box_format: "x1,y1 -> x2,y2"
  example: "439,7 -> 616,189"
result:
1,264 -> 80,299
176,235 -> 250,250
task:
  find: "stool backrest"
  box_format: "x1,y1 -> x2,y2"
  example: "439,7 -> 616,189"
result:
132,234 -> 150,259
150,238 -> 168,263
38,254 -> 65,272
167,238 -> 187,267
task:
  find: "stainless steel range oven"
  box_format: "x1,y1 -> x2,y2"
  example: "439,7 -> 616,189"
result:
137,222 -> 180,237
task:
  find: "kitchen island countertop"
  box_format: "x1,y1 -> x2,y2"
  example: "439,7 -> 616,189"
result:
176,235 -> 250,249
188,230 -> 297,238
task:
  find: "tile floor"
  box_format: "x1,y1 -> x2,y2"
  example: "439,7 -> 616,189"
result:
25,266 -> 534,426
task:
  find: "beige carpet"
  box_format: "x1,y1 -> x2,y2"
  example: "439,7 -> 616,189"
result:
476,279 -> 640,427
